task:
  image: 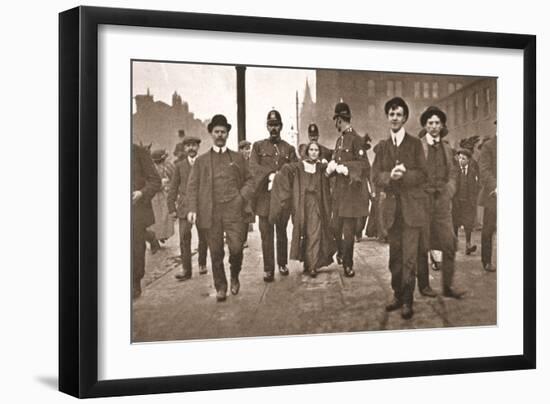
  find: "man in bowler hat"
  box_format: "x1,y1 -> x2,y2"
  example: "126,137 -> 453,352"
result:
249,109 -> 298,282
326,101 -> 370,277
168,136 -> 209,281
417,106 -> 465,299
186,115 -> 254,301
132,143 -> 161,299
372,97 -> 427,319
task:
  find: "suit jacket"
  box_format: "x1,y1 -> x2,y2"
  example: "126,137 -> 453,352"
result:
330,127 -> 370,218
420,136 -> 458,198
167,157 -> 194,219
372,132 -> 428,228
186,148 -> 254,229
478,136 -> 497,207
249,138 -> 298,216
132,144 -> 162,228
454,159 -> 480,207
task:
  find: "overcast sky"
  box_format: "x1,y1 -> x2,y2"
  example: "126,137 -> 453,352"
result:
132,61 -> 316,148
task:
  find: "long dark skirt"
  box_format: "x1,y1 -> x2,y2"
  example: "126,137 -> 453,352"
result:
303,192 -> 323,271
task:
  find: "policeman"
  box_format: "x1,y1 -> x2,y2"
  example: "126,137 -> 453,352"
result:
250,109 -> 298,282
298,123 -> 333,161
326,101 -> 370,277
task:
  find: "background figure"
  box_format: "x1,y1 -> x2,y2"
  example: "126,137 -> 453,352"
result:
452,147 -> 480,255
298,123 -> 333,162
186,114 -> 254,301
250,109 -> 298,282
269,142 -> 336,278
478,131 -> 497,272
132,144 -> 161,299
354,132 -> 373,242
168,136 -> 208,281
327,101 -> 370,278
239,140 -> 256,248
148,149 -> 175,244
173,129 -> 187,163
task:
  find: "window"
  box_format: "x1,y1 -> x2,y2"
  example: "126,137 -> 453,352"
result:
386,80 -> 394,97
448,101 -> 455,127
484,87 -> 491,116
473,92 -> 479,120
368,80 -> 375,97
448,83 -> 455,94
395,81 -> 403,97
456,83 -> 463,90
464,96 -> 469,122
423,82 -> 430,98
414,82 -> 420,98
432,82 -> 439,98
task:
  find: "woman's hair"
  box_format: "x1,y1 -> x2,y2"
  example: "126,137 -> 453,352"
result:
305,141 -> 320,160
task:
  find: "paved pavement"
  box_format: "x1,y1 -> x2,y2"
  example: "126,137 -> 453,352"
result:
133,222 -> 496,342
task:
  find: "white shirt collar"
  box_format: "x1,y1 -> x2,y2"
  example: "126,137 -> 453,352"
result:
390,127 -> 405,147
302,160 -> 317,174
426,133 -> 441,146
187,155 -> 196,165
212,145 -> 227,154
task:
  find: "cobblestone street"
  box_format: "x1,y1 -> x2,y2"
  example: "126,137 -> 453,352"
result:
133,222 -> 496,342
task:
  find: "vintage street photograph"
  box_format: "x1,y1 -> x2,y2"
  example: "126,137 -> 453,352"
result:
131,60 -> 497,343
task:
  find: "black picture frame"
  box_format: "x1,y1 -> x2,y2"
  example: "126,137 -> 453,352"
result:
59,5 -> 536,398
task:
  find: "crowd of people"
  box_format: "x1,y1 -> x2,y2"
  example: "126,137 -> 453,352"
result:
132,96 -> 497,320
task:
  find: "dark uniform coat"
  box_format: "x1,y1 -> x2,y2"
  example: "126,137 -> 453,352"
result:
330,127 -> 370,218
132,144 -> 162,228
478,136 -> 497,207
452,159 -> 480,229
249,138 -> 298,216
186,149 -> 255,230
167,157 -> 194,219
372,133 -> 428,229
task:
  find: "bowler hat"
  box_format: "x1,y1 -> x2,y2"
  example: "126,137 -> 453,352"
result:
239,140 -> 251,149
207,114 -> 232,132
456,148 -> 472,158
333,102 -> 351,120
308,123 -> 319,135
178,129 -> 186,137
266,109 -> 282,124
151,148 -> 168,162
182,136 -> 201,146
420,106 -> 447,127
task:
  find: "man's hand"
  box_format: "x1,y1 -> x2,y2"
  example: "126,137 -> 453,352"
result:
267,172 -> 276,191
187,212 -> 197,224
132,190 -> 143,204
326,160 -> 337,175
169,211 -> 177,220
321,158 -> 328,164
336,164 -> 349,176
390,166 -> 404,180
395,163 -> 407,173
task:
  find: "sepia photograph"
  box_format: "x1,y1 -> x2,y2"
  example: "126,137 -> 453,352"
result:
131,59 -> 498,343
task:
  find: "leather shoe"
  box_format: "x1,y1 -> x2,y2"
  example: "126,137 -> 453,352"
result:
278,265 -> 289,276
230,278 -> 240,295
401,304 -> 414,319
343,266 -> 355,277
385,297 -> 403,312
309,268 -> 318,278
175,272 -> 192,281
199,266 -> 207,275
216,289 -> 227,302
443,287 -> 466,299
466,244 -> 477,255
483,263 -> 496,272
431,261 -> 441,271
263,272 -> 274,282
420,286 -> 437,297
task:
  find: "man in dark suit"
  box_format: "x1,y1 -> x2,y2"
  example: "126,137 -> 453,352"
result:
478,132 -> 497,272
372,97 -> 427,319
453,147 -> 480,255
186,115 -> 254,301
417,106 -> 465,299
250,109 -> 298,282
132,143 -> 162,299
298,123 -> 333,162
168,136 -> 208,281
326,101 -> 370,277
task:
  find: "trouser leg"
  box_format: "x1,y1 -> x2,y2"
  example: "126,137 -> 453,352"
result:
341,218 -> 355,268
401,225 -> 420,306
179,218 -> 193,275
224,220 -> 245,279
388,219 -> 403,301
333,217 -> 344,260
206,213 -> 227,293
132,224 -> 146,293
197,227 -> 208,267
432,193 -> 458,289
482,202 -> 497,265
416,225 -> 430,291
258,216 -> 275,273
275,209 -> 290,267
